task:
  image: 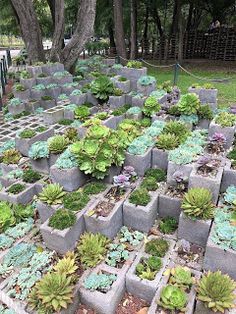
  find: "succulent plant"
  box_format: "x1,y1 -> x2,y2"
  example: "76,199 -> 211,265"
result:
105,243 -> 129,267
47,135 -> 69,154
0,202 -> 15,232
2,149 -> 21,165
145,168 -> 166,182
163,120 -> 189,143
197,271 -> 236,313
28,141 -> 49,160
181,188 -> 215,220
77,233 -> 110,268
178,93 -> 200,115
136,256 -> 162,280
129,188 -> 151,206
156,133 -> 180,150
19,129 -> 36,139
49,209 -> 76,230
145,238 -> 169,257
54,148 -> 78,169
159,217 -> 178,234
74,105 -> 90,121
140,176 -> 158,191
53,253 -> 78,276
90,75 -> 114,101
119,226 -> 144,246
63,191 -> 89,212
143,96 -> 161,117
198,104 -> 213,120
137,75 -> 156,86
169,266 -> 193,288
126,60 -> 142,68
158,285 -> 187,311
215,112 -> 236,127
128,135 -> 154,155
38,183 -> 66,205
84,273 -> 117,292
7,183 -> 25,194
83,181 -> 107,195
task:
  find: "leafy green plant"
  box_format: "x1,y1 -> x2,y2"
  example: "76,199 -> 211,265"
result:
77,233 -> 109,268
28,141 -> 49,160
197,271 -> 236,313
2,149 -> 21,165
181,188 -> 215,220
126,60 -> 142,69
63,191 -> 89,212
129,188 -> 151,206
14,84 -> 25,92
47,135 -> 69,154
145,168 -> 166,182
84,272 -> 117,292
156,133 -> 180,150
83,181 -> 107,195
159,217 -> 177,234
113,87 -> 123,96
7,183 -> 25,195
169,266 -> 193,288
118,76 -> 127,82
140,117 -> 151,127
163,120 -> 189,143
215,112 -> 236,127
94,112 -> 109,120
30,272 -> 74,312
74,105 -> 90,121
178,93 -> 200,115
141,177 -> 158,191
168,105 -> 181,116
0,202 -> 15,232
22,168 -> 41,183
112,104 -> 131,116
90,75 -> 114,101
49,209 -> 76,230
64,127 -> 78,143
136,256 -> 162,280
143,96 -> 161,117
158,285 -> 187,311
58,119 -> 73,126
38,183 -> 66,205
145,238 -> 169,257
198,104 -> 213,120
53,253 -> 78,276
19,129 -> 36,139
20,70 -> 31,79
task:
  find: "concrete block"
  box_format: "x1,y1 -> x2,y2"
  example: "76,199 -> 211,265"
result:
152,148 -> 168,170
124,147 -> 152,176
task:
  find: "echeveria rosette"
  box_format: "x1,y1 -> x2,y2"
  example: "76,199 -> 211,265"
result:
209,132 -> 226,145
158,285 -> 187,312
137,75 -> 156,86
178,93 -> 200,115
211,222 -> 236,250
223,185 -> 236,205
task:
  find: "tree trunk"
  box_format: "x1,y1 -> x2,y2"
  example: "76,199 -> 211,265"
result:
108,18 -> 116,54
143,3 -> 149,57
153,7 -> 163,38
10,0 -> 45,63
130,0 -> 137,59
113,0 -> 127,59
178,8 -> 184,63
49,0 -> 65,62
186,1 -> 193,31
61,0 -> 97,71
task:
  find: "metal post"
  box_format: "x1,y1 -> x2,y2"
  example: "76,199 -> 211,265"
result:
115,55 -> 120,64
0,62 -> 6,95
173,63 -> 179,85
6,49 -> 12,67
2,56 -> 7,84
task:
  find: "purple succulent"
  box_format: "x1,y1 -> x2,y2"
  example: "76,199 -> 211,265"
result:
113,174 -> 130,189
209,132 -> 226,144
123,166 -> 137,178
172,171 -> 186,183
197,155 -> 212,167
230,105 -> 236,114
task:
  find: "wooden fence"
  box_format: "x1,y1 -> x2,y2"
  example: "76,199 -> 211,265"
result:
0,49 -> 11,109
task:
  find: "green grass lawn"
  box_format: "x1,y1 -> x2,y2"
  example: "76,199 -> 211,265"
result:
147,63 -> 236,107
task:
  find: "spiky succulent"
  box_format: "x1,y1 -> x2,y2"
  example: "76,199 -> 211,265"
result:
53,253 -> 78,276
31,272 -> 74,312
2,149 -> 21,165
169,266 -> 193,288
38,183 -> 66,205
77,233 -> 110,268
178,93 -> 200,115
47,135 -> 69,154
197,271 -> 236,313
158,285 -> 187,311
181,188 -> 215,220
143,96 -> 161,117
156,133 -> 180,150
163,120 -> 189,143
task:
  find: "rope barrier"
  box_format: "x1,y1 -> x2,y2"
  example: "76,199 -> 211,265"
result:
140,59 -> 176,68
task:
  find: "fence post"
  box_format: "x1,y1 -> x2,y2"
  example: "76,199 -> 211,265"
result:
115,55 -> 120,64
2,56 -> 7,85
6,49 -> 12,67
173,63 -> 179,85
0,62 -> 5,95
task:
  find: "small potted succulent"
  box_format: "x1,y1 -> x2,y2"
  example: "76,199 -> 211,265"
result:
7,97 -> 26,116
19,70 -> 36,89
0,148 -> 22,175
197,104 -> 213,129
28,141 -> 50,173
40,95 -> 56,110
53,70 -> 73,85
114,76 -> 131,93
125,106 -> 142,120
209,112 -> 236,148
43,106 -> 64,125
69,89 -> 87,105
25,98 -> 42,113
62,82 -> 80,95
31,84 -> 46,99
137,75 -> 157,96
178,187 -> 215,247
12,83 -> 30,101
47,135 -> 69,165
36,72 -> 52,86
108,88 -> 126,109
188,155 -> 224,204
120,60 -> 147,89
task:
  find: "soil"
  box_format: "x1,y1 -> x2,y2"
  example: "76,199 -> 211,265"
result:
164,185 -> 187,199
93,200 -> 114,217
207,143 -> 225,155
105,186 -> 126,202
76,304 -> 96,314
116,293 -> 149,314
196,159 -> 221,177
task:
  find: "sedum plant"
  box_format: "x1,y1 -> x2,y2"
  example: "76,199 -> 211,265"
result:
126,60 -> 142,69
128,135 -> 154,155
198,104 -> 213,120
22,168 -> 41,183
181,188 -> 215,220
63,191 -> 89,212
83,181 -> 107,195
129,188 -> 151,206
159,217 -> 178,234
143,96 -> 161,117
156,133 -> 180,150
55,148 -> 78,169
215,112 -> 236,127
38,183 -> 66,205
7,183 -> 25,194
119,226 -> 144,247
197,271 -> 236,313
77,233 -> 110,268
19,129 -> 36,139
49,209 -> 76,230
84,272 -> 117,292
140,176 -> 158,191
47,135 -> 69,154
90,75 -> 114,101
178,93 -> 200,115
145,168 -> 166,182
28,141 -> 49,160
2,149 -> 21,165
145,238 -> 169,257
158,285 -> 187,311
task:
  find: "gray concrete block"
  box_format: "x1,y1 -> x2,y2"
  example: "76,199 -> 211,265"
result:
208,120 -> 235,149
178,212 -> 212,248
31,89 -> 45,100
50,165 -> 87,191
43,107 -> 64,125
40,99 -> 56,110
8,103 -> 26,116
158,192 -> 182,220
220,159 -> 236,192
47,86 -> 61,99
103,166 -> 122,184
20,77 -> 36,90
124,147 -> 152,176
188,87 -> 218,105
36,200 -> 60,223
102,115 -> 117,129
203,223 -> 236,280
69,93 -> 87,105
13,89 -> 31,101
27,65 -> 43,77
86,92 -> 99,106
123,191 -> 158,233
137,81 -> 156,96
31,157 -> 50,174
188,166 -> 223,204
167,161 -> 193,186
196,118 -> 210,130
108,95 -> 126,109
40,209 -> 86,254
120,67 -> 147,90
132,97 -> 146,108
1,163 -> 19,176
0,183 -> 36,205
152,148 -> 168,170
115,80 -> 131,94
36,76 -> 52,86
54,75 -> 73,85
79,264 -> 126,314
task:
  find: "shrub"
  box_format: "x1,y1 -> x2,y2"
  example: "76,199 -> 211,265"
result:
158,285 -> 187,311
129,188 -> 151,206
181,188 -> 215,220
178,93 -> 200,115
156,133 -> 180,150
90,75 -> 114,101
197,271 -> 236,313
141,177 -> 158,191
145,168 -> 166,182
74,105 -> 90,121
126,60 -> 142,69
7,183 -> 25,194
83,181 -> 107,195
143,96 -> 161,117
22,168 -> 41,183
215,112 -> 236,127
77,233 -> 109,268
47,135 -> 69,154
2,149 -> 21,165
159,217 -> 178,234
19,129 -> 36,139
38,183 -> 66,205
145,238 -> 169,257
49,209 -> 76,230
63,191 -> 90,212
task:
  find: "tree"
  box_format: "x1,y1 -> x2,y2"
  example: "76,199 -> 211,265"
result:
130,0 -> 137,59
113,0 -> 127,59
